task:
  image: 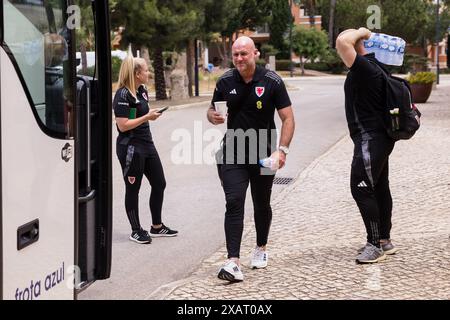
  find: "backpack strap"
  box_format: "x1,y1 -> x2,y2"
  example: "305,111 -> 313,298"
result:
365,60 -> 397,140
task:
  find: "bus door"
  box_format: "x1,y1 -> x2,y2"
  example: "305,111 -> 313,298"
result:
0,0 -> 112,300
73,0 -> 112,294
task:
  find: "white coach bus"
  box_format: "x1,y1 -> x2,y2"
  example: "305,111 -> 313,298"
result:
0,0 -> 113,299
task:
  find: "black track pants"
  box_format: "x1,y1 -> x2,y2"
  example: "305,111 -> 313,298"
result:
350,137 -> 395,246
220,164 -> 275,259
117,143 -> 166,232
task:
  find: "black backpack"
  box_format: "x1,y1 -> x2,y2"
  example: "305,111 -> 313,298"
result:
372,63 -> 421,141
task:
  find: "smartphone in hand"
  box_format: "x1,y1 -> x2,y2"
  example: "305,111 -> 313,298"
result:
157,106 -> 169,114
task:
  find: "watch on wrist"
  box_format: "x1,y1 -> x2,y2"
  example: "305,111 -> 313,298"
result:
279,146 -> 289,155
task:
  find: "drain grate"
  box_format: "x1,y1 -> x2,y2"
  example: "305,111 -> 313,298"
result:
273,177 -> 294,185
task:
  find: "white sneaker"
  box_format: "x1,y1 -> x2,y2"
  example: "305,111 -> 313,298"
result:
251,247 -> 268,269
218,260 -> 244,282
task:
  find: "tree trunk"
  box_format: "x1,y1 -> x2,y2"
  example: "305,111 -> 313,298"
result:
131,44 -> 138,57
152,46 -> 167,100
328,0 -> 336,48
186,39 -> 195,97
221,36 -> 230,68
141,46 -> 151,86
225,33 -> 234,64
300,57 -> 305,76
80,42 -> 87,74
422,36 -> 428,58
306,0 -> 316,26
214,42 -> 223,66
141,46 -> 151,69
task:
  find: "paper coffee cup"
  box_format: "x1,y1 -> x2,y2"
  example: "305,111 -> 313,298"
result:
214,101 -> 227,117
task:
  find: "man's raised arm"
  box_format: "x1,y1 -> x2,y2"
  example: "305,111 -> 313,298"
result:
336,28 -> 371,68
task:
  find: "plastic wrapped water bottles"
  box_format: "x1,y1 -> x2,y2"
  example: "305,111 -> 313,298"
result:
259,155 -> 279,170
364,33 -> 406,66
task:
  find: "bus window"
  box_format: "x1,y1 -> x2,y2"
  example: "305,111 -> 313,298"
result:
75,0 -> 96,78
2,0 -> 74,138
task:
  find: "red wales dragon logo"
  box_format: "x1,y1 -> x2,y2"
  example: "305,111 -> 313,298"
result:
255,87 -> 265,98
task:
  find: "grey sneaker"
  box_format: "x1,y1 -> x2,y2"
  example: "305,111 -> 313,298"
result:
357,240 -> 398,255
381,240 -> 398,255
356,243 -> 386,264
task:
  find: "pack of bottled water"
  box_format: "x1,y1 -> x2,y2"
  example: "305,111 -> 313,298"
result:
363,33 -> 406,66
259,157 -> 278,170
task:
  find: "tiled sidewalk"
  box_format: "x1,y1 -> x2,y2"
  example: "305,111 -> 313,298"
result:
152,87 -> 450,300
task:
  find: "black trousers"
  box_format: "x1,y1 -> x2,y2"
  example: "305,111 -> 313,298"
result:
219,164 -> 275,259
117,143 -> 166,232
350,137 -> 395,246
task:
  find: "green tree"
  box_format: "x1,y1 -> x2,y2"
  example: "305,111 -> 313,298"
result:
206,0 -> 275,67
260,44 -> 279,60
175,1 -> 209,97
318,0 -> 375,40
378,0 -> 428,43
202,0 -> 243,35
292,26 -> 329,75
203,0 -> 243,67
417,0 -> 450,56
228,0 -> 276,31
318,0 -> 444,49
268,0 -> 291,55
111,0 -> 203,100
328,0 -> 337,47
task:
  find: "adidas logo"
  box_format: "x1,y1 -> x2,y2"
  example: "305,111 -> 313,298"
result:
229,89 -> 237,95
357,181 -> 368,188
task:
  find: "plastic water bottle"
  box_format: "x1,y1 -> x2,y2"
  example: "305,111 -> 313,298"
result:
379,34 -> 390,64
259,156 -> 279,171
364,33 -> 405,66
365,34 -> 379,61
386,37 -> 397,65
396,38 -> 406,66
364,33 -> 376,51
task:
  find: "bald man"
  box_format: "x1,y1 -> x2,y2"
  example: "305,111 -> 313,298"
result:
207,36 -> 295,282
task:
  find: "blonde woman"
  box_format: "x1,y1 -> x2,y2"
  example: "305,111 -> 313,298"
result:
113,56 -> 178,244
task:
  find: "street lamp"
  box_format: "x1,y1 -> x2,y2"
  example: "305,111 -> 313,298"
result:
289,0 -> 293,78
195,39 -> 199,96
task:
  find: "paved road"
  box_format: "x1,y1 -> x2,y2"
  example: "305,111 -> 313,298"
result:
80,77 -> 348,299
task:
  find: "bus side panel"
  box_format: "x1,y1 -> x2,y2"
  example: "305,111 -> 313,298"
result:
0,49 -> 74,300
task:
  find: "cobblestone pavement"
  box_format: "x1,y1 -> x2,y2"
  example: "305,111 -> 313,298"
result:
153,87 -> 450,300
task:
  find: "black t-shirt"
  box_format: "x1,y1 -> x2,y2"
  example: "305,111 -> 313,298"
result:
113,85 -> 153,154
211,66 -> 291,163
344,53 -> 389,141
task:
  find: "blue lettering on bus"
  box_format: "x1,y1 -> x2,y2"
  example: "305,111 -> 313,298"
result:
14,262 -> 65,300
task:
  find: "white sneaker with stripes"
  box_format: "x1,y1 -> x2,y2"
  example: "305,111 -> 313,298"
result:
129,229 -> 151,244
218,260 -> 244,282
250,247 -> 268,269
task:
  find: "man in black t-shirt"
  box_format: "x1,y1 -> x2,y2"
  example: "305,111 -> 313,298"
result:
207,36 -> 295,282
337,28 -> 398,264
